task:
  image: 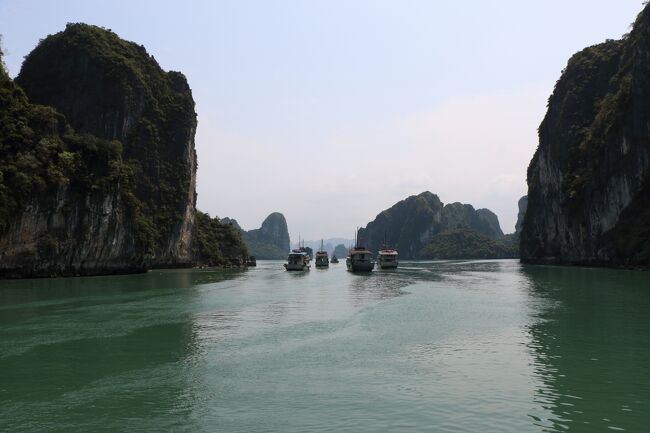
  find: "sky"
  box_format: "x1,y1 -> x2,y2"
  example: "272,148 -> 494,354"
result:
0,0 -> 644,240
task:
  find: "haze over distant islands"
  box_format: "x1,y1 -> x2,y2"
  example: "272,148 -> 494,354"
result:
0,0 -> 642,241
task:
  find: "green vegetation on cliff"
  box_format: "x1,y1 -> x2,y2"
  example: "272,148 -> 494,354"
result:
192,212 -> 248,267
420,229 -> 517,260
0,47 -> 125,238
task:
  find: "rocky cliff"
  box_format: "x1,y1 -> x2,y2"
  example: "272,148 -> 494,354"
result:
224,213 -> 290,259
357,191 -> 507,259
0,24 -> 197,277
332,243 -> 348,258
521,6 -> 650,267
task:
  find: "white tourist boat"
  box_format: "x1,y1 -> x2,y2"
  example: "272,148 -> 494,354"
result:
377,246 -> 398,269
284,252 -> 310,271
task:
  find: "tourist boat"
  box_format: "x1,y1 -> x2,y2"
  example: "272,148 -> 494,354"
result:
330,255 -> 339,264
314,240 -> 329,268
377,247 -> 398,269
293,236 -> 312,263
346,246 -> 375,272
346,231 -> 374,272
246,255 -> 257,267
284,252 -> 310,271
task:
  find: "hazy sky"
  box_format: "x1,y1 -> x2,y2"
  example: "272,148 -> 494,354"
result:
0,1 -> 643,240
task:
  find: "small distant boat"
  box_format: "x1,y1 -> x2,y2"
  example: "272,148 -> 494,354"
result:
315,239 -> 329,268
346,229 -> 374,272
377,247 -> 398,269
331,255 -> 339,264
246,256 -> 257,267
284,252 -> 310,271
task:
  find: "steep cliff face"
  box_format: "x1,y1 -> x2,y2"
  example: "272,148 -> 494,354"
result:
522,6 -> 650,266
358,191 -> 506,258
247,213 -> 290,251
0,24 -> 197,277
515,196 -> 527,236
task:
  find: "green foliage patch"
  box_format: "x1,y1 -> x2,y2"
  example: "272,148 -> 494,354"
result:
419,229 -> 518,260
0,53 -> 127,232
192,211 -> 249,266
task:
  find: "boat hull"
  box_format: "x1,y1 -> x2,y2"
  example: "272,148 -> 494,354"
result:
284,263 -> 310,271
346,258 -> 375,272
378,261 -> 398,269
315,256 -> 329,268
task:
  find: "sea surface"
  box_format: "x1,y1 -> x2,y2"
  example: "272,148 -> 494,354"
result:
1,260 -> 649,432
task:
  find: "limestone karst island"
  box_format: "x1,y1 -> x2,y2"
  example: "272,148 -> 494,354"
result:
1,2 -> 649,432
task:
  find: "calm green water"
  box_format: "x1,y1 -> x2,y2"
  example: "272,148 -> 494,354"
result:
1,260 -> 649,432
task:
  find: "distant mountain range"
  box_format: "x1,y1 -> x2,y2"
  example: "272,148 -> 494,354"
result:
292,238 -> 354,255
